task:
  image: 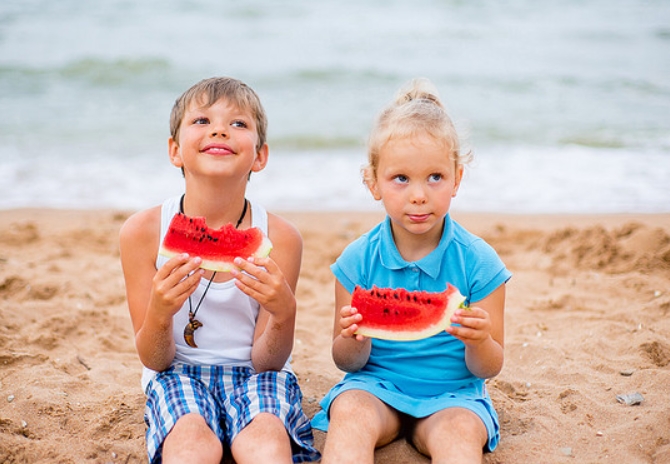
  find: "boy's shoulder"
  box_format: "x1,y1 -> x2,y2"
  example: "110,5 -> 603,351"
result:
266,211 -> 303,246
119,205 -> 162,245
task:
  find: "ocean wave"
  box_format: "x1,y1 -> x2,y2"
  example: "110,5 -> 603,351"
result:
0,57 -> 172,87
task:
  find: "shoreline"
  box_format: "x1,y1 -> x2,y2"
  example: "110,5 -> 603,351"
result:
1,208 -> 668,463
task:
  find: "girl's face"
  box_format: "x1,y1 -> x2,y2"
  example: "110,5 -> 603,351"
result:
368,133 -> 463,243
168,97 -> 267,180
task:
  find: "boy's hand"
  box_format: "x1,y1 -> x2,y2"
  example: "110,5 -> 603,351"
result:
446,306 -> 492,347
150,253 -> 203,319
232,256 -> 296,320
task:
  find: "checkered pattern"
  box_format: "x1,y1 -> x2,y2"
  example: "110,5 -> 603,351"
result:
144,364 -> 320,463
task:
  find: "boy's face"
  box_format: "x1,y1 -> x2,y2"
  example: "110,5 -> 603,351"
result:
168,97 -> 267,179
367,133 -> 462,243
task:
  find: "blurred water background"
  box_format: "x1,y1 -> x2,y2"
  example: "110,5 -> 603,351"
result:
1,0 -> 669,213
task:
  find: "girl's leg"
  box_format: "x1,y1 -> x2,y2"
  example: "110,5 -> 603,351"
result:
231,412 -> 293,464
321,389 -> 402,464
410,407 -> 488,464
162,413 -> 223,464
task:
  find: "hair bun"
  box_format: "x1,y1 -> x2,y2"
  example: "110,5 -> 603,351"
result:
394,77 -> 444,109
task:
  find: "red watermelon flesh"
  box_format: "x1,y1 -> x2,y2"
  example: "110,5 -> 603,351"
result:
351,284 -> 467,341
159,212 -> 273,272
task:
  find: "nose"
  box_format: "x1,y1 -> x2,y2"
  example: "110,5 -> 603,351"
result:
409,184 -> 427,204
210,122 -> 228,138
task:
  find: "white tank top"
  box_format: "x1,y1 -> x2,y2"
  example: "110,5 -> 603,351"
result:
141,195 -> 291,391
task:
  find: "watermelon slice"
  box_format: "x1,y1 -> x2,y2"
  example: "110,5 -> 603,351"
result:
159,212 -> 273,272
351,284 -> 468,341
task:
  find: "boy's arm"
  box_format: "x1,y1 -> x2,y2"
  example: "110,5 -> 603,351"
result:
447,284 -> 506,379
331,280 -> 372,372
233,213 -> 302,372
119,208 -> 202,372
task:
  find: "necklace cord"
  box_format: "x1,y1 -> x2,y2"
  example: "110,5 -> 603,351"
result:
179,194 -> 248,324
188,271 -> 216,319
179,194 -> 248,228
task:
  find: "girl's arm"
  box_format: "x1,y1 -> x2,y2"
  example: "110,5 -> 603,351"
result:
331,280 -> 372,372
446,284 -> 506,379
234,213 -> 302,372
119,208 -> 203,372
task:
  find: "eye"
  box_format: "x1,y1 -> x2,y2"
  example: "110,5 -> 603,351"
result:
393,174 -> 408,184
192,117 -> 209,125
232,119 -> 248,128
428,173 -> 443,183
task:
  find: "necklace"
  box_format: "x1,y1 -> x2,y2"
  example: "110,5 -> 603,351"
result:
180,194 -> 248,348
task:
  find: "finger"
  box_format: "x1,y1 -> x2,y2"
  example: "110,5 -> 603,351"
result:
233,256 -> 277,280
156,256 -> 203,299
341,324 -> 359,338
341,305 -> 358,318
155,253 -> 191,279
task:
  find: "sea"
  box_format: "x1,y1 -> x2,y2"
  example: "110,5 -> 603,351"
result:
1,0 -> 669,214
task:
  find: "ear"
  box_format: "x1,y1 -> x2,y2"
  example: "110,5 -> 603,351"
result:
168,137 -> 184,168
362,166 -> 382,201
251,143 -> 269,173
452,164 -> 464,197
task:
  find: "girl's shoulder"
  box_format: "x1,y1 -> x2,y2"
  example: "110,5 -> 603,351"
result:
341,220 -> 385,252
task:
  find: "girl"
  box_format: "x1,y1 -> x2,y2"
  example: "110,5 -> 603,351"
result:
312,78 -> 512,463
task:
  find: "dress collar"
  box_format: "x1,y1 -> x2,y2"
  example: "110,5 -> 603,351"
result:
379,215 -> 454,280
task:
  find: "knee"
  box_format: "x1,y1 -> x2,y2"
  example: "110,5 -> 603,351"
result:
435,409 -> 484,437
412,408 -> 487,457
328,390 -> 401,448
231,413 -> 291,460
164,413 -> 222,461
329,390 -> 379,420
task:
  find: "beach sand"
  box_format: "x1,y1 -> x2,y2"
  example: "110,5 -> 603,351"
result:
1,208 -> 669,463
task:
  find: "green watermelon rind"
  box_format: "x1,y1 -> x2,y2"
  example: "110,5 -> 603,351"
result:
158,213 -> 273,272
353,284 -> 467,341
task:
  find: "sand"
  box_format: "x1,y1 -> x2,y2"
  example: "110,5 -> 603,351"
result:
0,208 -> 669,463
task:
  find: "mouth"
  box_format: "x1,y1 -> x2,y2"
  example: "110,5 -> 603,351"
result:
407,213 -> 430,223
201,143 -> 234,155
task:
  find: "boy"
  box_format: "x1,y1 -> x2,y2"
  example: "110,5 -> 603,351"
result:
119,77 -> 320,463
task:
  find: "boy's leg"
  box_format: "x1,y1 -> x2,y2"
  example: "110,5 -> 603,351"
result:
162,413 -> 223,464
144,366 -> 226,464
230,412 -> 292,464
321,389 -> 402,464
410,407 -> 487,464
225,368 -> 320,463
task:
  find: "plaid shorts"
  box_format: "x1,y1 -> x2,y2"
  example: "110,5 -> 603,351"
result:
144,363 -> 320,463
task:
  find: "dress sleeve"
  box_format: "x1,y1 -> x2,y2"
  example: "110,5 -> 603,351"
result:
465,238 -> 512,304
330,236 -> 368,294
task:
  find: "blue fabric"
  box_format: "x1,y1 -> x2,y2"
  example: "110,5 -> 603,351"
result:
311,215 -> 512,452
145,364 -> 320,463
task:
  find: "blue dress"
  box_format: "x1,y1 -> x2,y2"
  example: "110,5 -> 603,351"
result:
311,215 -> 512,451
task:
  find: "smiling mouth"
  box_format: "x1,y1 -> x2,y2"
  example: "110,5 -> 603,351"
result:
202,144 -> 234,155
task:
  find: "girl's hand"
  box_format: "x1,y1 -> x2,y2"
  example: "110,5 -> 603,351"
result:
446,306 -> 492,347
150,253 -> 203,318
232,256 -> 296,320
339,305 -> 367,342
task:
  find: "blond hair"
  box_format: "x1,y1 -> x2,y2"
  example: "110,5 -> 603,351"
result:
170,77 -> 267,152
364,78 -> 470,182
